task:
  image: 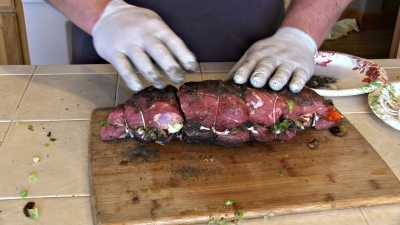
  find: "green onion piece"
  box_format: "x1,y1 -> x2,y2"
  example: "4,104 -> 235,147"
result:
276,172 -> 284,177
182,174 -> 187,181
27,125 -> 34,131
264,212 -> 275,219
234,211 -> 244,217
224,199 -> 233,206
101,120 -> 109,126
20,190 -> 28,197
29,173 -> 37,182
28,208 -> 39,219
287,100 -> 294,111
32,157 -> 40,163
49,138 -> 57,142
277,120 -> 289,131
43,143 -> 50,148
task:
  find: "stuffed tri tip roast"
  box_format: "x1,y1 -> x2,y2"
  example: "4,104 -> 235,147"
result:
101,80 -> 343,147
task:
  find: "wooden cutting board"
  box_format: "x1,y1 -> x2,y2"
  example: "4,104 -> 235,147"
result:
89,108 -> 400,225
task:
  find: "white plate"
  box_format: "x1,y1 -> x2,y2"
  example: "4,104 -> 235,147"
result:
368,81 -> 400,131
309,51 -> 388,96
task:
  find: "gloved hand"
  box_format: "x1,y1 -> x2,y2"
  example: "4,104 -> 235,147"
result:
229,27 -> 317,93
92,0 -> 197,91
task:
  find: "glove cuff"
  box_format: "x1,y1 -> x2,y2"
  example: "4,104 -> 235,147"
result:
92,0 -> 135,34
276,27 -> 317,55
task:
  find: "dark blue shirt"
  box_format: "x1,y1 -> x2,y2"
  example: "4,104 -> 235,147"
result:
70,0 -> 284,64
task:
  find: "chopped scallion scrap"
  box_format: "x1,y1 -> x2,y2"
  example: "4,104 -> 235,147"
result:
28,173 -> 37,182
49,138 -> 57,142
101,120 -> 109,126
27,125 -> 34,131
276,172 -> 283,177
234,211 -> 244,217
224,199 -> 233,206
43,143 -> 50,148
32,157 -> 40,163
27,208 -> 39,219
182,174 -> 188,181
20,190 -> 27,197
287,100 -> 294,111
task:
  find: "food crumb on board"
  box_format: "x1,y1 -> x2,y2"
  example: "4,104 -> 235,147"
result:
121,146 -> 160,163
172,166 -> 221,179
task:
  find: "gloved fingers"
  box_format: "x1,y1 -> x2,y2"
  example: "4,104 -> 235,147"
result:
159,30 -> 198,72
268,63 -> 294,91
143,37 -> 185,84
250,57 -> 279,88
124,45 -> 166,89
289,68 -> 310,93
233,59 -> 257,84
224,54 -> 247,81
109,51 -> 144,92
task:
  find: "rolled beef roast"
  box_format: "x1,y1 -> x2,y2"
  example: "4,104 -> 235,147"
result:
101,80 -> 342,146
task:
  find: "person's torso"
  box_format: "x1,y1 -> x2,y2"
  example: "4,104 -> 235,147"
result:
124,0 -> 284,62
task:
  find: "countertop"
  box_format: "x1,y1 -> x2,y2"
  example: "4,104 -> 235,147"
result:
0,60 -> 400,225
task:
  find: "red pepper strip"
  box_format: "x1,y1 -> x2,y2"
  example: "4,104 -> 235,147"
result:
321,108 -> 343,122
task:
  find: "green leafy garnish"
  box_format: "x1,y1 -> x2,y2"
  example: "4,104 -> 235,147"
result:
271,120 -> 289,134
101,120 -> 109,126
43,143 -> 50,148
276,172 -> 283,177
28,208 -> 39,219
182,174 -> 188,181
287,100 -> 294,111
224,199 -> 233,206
29,173 -> 37,182
20,190 -> 28,197
27,125 -> 34,131
234,211 -> 244,217
49,138 -> 57,142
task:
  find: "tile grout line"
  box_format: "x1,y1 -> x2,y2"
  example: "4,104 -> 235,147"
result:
0,194 -> 91,201
0,66 -> 37,150
359,208 -> 372,225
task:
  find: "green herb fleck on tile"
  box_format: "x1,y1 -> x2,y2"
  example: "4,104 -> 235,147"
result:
27,208 -> 39,219
49,138 -> 57,142
43,143 -> 50,148
28,173 -> 37,182
27,125 -> 34,131
20,190 -> 28,197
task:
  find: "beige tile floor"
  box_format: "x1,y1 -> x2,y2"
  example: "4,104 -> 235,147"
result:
0,75 -> 31,122
0,121 -> 90,199
0,122 -> 10,148
0,62 -> 399,224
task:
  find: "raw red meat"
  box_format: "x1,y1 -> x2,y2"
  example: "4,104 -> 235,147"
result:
100,81 -> 342,146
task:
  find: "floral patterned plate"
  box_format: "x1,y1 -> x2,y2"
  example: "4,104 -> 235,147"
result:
308,51 -> 388,96
368,81 -> 400,131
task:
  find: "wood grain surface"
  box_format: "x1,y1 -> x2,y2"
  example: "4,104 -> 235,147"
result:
90,108 -> 400,225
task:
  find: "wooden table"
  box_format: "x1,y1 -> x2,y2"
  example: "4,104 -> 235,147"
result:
0,60 -> 399,224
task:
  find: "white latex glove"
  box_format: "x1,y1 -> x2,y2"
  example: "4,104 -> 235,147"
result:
92,0 -> 197,91
229,27 -> 317,93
